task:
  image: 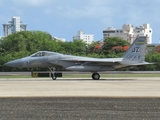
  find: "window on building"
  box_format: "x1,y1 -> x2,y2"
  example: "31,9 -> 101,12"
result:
103,31 -> 115,33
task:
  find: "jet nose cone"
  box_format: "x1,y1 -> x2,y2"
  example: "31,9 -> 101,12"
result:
4,59 -> 22,67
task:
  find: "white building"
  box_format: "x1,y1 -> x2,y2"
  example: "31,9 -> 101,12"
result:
0,36 -> 3,41
3,16 -> 27,37
103,24 -> 152,44
73,30 -> 94,44
52,36 -> 66,42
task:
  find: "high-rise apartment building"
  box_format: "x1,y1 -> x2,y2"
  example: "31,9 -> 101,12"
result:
103,24 -> 152,44
3,16 -> 27,37
73,30 -> 94,44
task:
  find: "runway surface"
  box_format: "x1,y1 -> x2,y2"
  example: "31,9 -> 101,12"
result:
0,77 -> 160,97
1,97 -> 160,120
1,77 -> 160,119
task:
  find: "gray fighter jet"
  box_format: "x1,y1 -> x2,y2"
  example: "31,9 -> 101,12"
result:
4,36 -> 152,80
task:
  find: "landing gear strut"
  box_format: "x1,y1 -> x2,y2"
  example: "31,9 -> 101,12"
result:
92,73 -> 100,80
49,67 -> 57,80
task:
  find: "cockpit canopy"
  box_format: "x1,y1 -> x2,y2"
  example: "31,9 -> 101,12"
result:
30,51 -> 57,57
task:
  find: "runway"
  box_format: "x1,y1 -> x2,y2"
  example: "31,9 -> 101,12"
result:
1,97 -> 160,120
1,77 -> 160,119
0,77 -> 160,97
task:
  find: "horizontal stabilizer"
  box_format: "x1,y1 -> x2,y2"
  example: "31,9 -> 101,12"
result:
120,61 -> 154,66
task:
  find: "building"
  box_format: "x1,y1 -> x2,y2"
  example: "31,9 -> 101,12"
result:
52,36 -> 66,42
0,36 -> 3,41
103,24 -> 152,44
73,30 -> 94,44
3,16 -> 27,37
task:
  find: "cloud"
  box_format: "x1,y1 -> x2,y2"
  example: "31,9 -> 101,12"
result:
44,0 -> 113,20
6,0 -> 160,28
123,1 -> 160,25
12,0 -> 53,7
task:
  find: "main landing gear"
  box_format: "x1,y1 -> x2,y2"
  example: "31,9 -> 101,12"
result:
48,68 -> 100,80
92,73 -> 100,80
49,67 -> 57,80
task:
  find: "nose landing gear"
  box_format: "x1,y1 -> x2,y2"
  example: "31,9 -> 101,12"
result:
49,67 -> 62,80
49,67 -> 57,80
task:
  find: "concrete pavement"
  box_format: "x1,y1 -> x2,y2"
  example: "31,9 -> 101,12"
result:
0,77 -> 160,97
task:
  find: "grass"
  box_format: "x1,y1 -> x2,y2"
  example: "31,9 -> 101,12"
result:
0,75 -> 31,78
63,73 -> 160,78
1,73 -> 160,78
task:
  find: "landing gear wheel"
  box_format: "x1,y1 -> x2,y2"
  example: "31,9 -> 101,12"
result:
92,73 -> 100,80
49,67 -> 57,80
52,75 -> 57,80
51,73 -> 57,80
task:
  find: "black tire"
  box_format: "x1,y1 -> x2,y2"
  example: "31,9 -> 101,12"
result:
52,73 -> 57,80
52,76 -> 57,80
92,73 -> 100,80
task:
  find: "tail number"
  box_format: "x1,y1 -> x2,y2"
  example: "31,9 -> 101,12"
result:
132,47 -> 140,52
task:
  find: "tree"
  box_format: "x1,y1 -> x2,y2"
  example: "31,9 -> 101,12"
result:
102,37 -> 130,58
0,31 -> 58,70
72,40 -> 87,55
144,52 -> 160,70
61,40 -> 87,56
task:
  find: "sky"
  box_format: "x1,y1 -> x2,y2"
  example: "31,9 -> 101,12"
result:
0,0 -> 160,43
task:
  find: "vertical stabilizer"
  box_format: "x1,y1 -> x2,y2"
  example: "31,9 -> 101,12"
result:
122,36 -> 147,64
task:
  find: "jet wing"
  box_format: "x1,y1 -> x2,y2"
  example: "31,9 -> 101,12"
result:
60,57 -> 154,66
60,57 -> 123,63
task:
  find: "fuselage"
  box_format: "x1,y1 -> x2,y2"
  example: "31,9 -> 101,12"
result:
5,51 -> 125,72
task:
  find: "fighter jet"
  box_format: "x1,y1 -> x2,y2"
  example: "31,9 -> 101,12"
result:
4,36 -> 152,80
